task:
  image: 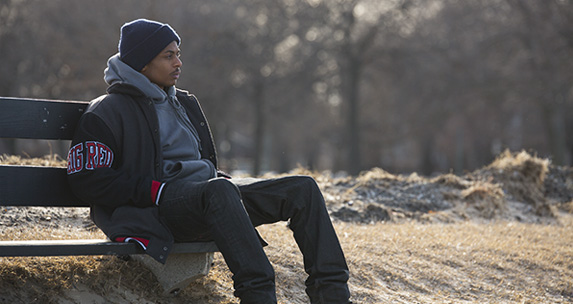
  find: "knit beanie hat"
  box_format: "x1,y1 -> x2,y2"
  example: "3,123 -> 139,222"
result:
119,19 -> 181,71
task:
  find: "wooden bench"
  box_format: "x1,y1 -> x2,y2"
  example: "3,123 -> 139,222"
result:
0,96 -> 218,294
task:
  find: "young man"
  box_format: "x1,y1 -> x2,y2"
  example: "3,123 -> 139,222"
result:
67,19 -> 350,303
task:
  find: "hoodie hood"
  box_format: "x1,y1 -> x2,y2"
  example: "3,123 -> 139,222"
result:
103,54 -> 212,182
104,53 -> 175,102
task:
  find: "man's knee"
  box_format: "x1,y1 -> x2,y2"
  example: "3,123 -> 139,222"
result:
205,177 -> 240,196
292,175 -> 323,200
301,175 -> 320,191
286,175 -> 319,191
203,178 -> 242,210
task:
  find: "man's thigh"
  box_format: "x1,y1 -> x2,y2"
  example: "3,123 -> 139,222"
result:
158,180 -> 212,242
236,175 -> 317,226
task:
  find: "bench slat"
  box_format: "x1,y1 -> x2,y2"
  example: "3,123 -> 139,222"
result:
0,240 -> 219,257
0,97 -> 87,140
0,165 -> 85,207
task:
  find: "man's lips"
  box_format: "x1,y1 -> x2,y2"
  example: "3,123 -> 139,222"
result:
171,69 -> 181,79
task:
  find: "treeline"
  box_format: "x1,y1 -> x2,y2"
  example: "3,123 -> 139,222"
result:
1,0 -> 572,175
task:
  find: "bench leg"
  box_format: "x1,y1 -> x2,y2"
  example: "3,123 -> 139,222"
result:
132,252 -> 214,295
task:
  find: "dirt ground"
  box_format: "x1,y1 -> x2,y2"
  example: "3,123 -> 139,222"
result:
0,150 -> 572,303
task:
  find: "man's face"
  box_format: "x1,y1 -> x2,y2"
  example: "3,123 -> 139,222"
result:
141,41 -> 182,90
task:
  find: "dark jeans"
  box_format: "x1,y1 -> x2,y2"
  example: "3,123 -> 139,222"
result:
158,175 -> 350,304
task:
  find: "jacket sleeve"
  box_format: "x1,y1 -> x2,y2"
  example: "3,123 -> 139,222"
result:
67,112 -> 160,208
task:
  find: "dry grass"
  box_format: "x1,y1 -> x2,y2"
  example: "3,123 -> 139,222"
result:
1,151 -> 572,303
473,150 -> 551,213
0,217 -> 572,303
0,154 -> 66,167
339,218 -> 573,303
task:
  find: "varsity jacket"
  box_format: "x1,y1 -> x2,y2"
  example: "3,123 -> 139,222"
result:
67,83 -> 218,263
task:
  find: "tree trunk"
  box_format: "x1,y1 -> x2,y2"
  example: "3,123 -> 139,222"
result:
345,59 -> 362,175
252,81 -> 265,176
543,96 -> 570,166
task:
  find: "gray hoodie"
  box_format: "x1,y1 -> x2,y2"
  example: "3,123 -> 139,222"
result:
104,54 -> 216,183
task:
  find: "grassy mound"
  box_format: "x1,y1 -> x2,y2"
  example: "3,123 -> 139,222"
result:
0,150 -> 572,303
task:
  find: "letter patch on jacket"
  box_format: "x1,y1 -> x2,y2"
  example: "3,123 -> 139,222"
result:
67,143 -> 83,174
67,142 -> 114,174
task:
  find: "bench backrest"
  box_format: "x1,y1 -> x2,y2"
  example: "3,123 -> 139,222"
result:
0,97 -> 89,207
